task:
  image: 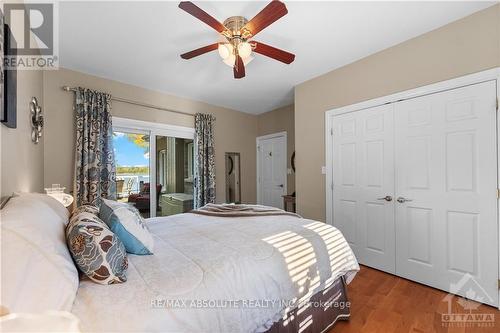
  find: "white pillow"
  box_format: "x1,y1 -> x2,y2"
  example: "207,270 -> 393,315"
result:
0,193 -> 79,313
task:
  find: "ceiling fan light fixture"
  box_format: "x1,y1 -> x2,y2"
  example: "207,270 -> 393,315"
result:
242,55 -> 254,66
223,54 -> 254,67
237,42 -> 252,59
223,54 -> 236,67
218,43 -> 233,59
179,1 -> 295,79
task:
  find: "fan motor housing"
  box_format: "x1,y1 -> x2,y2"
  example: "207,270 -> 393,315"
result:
223,16 -> 248,35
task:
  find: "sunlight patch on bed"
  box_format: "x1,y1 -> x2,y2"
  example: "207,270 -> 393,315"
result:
304,222 -> 353,288
261,224 -> 356,331
263,230 -> 323,311
263,231 -> 318,283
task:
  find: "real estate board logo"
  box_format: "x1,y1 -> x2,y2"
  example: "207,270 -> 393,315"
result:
439,274 -> 495,329
2,1 -> 58,69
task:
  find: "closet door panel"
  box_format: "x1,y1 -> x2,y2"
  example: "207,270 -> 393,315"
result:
395,81 -> 498,306
333,113 -> 359,251
333,105 -> 395,273
395,97 -> 438,283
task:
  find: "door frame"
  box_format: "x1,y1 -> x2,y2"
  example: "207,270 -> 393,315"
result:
113,117 -> 194,217
325,67 -> 500,308
256,131 -> 288,206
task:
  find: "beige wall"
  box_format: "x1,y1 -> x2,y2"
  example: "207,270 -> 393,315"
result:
295,4 -> 500,221
42,68 -> 258,204
1,69 -> 44,197
257,104 -> 295,194
1,1 -> 44,197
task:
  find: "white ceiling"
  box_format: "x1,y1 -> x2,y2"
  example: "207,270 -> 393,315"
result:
59,1 -> 496,114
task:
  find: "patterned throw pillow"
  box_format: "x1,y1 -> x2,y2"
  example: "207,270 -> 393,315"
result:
66,212 -> 128,284
99,198 -> 154,255
71,204 -> 99,219
69,205 -> 100,237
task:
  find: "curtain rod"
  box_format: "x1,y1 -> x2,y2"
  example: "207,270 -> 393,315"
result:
61,86 -> 194,117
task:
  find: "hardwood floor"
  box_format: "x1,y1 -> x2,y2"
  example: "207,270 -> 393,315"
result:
330,265 -> 499,333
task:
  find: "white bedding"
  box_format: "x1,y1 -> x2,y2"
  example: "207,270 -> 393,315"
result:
71,212 -> 359,333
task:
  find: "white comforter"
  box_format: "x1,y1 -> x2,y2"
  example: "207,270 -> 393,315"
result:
71,213 -> 359,333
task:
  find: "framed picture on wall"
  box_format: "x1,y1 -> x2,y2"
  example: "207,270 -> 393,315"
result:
1,22 -> 17,128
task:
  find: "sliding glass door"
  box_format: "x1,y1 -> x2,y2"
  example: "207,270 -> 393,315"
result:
113,130 -> 151,217
113,118 -> 194,218
156,136 -> 194,217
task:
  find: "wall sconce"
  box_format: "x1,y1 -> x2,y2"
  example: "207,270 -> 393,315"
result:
30,97 -> 43,144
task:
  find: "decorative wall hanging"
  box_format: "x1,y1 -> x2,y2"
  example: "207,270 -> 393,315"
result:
30,97 -> 43,144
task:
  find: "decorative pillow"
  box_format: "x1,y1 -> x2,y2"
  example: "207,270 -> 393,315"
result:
66,212 -> 128,284
69,204 -> 99,226
72,204 -> 99,217
99,198 -> 154,255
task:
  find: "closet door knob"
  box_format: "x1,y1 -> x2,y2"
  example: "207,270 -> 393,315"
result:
396,197 -> 413,203
377,196 -> 392,202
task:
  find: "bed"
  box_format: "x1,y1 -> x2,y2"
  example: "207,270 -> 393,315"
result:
1,193 -> 359,332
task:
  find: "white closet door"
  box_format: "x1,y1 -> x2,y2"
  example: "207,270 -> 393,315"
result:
332,104 -> 395,273
394,81 -> 498,306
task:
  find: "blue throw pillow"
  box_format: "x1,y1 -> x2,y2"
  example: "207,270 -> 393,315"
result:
99,198 -> 154,255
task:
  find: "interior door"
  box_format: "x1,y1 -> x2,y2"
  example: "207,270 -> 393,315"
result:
258,134 -> 287,209
332,104 -> 396,273
394,81 -> 498,306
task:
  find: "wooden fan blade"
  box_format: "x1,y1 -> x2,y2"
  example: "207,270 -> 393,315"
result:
179,1 -> 226,33
233,55 -> 245,79
252,41 -> 295,64
243,0 -> 288,37
180,43 -> 218,59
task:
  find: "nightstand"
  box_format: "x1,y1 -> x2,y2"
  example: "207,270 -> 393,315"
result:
282,195 -> 296,213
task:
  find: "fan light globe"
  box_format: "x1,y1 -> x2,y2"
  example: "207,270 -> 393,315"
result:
218,43 -> 233,59
243,55 -> 254,66
238,42 -> 252,59
223,54 -> 236,67
223,54 -> 254,67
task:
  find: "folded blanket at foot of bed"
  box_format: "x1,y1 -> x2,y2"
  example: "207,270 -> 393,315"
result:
191,203 -> 302,218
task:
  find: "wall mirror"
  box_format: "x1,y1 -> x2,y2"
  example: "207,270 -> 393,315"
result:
225,152 -> 241,204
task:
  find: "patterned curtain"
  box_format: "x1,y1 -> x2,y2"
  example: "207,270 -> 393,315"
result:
194,113 -> 216,208
73,88 -> 116,206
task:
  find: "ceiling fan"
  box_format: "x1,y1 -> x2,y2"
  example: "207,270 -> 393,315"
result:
179,0 -> 295,79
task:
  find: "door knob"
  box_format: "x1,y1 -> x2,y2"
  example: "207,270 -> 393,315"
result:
377,195 -> 392,202
396,196 -> 413,203
277,184 -> 284,188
